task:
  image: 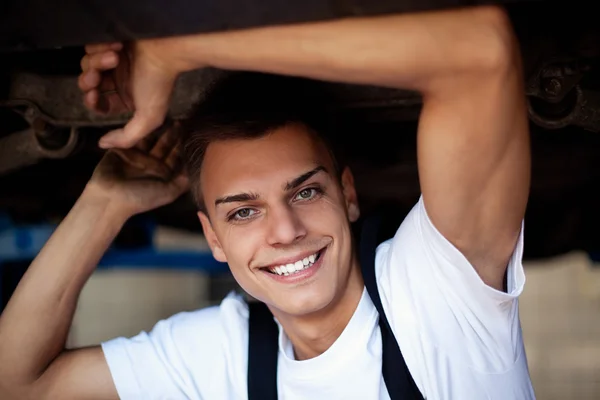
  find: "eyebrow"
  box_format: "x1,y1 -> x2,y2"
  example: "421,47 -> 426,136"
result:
215,192 -> 260,207
284,166 -> 327,191
214,166 -> 328,208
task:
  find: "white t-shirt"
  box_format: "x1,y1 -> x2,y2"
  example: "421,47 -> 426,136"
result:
102,198 -> 536,399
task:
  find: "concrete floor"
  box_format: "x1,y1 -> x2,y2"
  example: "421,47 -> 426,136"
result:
520,252 -> 600,400
70,246 -> 600,399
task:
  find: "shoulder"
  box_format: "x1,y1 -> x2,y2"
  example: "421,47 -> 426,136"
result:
101,291 -> 250,399
102,290 -> 249,356
170,291 -> 248,330
376,196 -> 525,298
166,291 -> 249,351
372,197 -> 527,374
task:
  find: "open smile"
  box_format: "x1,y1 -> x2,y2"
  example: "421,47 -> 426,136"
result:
266,249 -> 324,275
260,247 -> 327,282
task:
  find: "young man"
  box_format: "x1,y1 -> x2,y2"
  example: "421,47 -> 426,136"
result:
0,5 -> 534,399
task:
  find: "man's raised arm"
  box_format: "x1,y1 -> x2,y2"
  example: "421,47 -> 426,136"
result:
83,6 -> 529,289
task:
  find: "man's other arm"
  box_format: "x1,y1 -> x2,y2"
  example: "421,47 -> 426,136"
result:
0,193 -> 123,399
0,132 -> 188,399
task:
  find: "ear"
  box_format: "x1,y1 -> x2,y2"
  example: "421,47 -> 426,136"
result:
340,166 -> 360,223
198,211 -> 227,263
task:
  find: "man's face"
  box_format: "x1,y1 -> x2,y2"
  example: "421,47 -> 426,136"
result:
198,124 -> 361,316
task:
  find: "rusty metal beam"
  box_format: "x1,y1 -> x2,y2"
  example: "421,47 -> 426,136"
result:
0,125 -> 79,175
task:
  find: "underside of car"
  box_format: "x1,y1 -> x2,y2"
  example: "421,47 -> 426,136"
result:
1,0 -> 599,260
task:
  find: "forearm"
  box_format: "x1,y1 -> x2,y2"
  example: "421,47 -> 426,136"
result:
173,6 -> 511,93
0,189 -> 128,386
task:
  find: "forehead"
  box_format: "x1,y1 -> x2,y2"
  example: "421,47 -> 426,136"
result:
200,124 -> 334,204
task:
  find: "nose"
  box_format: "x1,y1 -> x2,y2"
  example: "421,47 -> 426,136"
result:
266,204 -> 307,246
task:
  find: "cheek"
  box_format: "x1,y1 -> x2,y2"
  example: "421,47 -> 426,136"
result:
311,194 -> 355,250
299,194 -> 348,231
219,225 -> 262,273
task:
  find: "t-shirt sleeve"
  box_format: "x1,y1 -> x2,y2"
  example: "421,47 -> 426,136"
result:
376,196 -> 526,373
100,306 -> 224,399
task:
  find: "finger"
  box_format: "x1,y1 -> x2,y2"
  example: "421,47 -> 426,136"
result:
135,135 -> 158,153
111,148 -> 172,179
163,172 -> 190,200
134,121 -> 165,153
84,90 -> 99,111
98,60 -> 177,149
95,72 -> 133,115
170,172 -> 190,193
96,91 -> 123,115
80,51 -> 119,72
149,122 -> 178,160
110,148 -> 143,168
164,139 -> 181,171
99,110 -> 167,149
152,172 -> 189,210
86,89 -> 127,116
78,69 -> 101,92
85,42 -> 123,54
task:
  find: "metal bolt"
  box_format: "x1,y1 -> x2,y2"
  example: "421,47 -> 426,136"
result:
543,78 -> 562,97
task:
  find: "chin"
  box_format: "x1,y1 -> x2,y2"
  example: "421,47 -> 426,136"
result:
271,285 -> 338,317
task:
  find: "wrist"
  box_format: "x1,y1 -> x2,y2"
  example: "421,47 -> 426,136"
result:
139,36 -> 204,74
161,35 -> 208,72
80,183 -> 133,228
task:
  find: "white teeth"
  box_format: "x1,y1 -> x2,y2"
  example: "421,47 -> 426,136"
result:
269,251 -> 321,276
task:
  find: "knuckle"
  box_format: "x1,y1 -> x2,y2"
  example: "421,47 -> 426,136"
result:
90,54 -> 102,69
77,74 -> 86,91
85,43 -> 108,54
83,97 -> 92,110
80,56 -> 89,71
83,93 -> 94,109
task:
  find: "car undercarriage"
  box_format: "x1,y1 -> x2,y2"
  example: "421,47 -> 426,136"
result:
1,0 -> 600,260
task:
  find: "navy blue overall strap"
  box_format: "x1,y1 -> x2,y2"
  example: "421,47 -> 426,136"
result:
247,215 -> 423,400
359,215 -> 424,400
247,301 -> 278,400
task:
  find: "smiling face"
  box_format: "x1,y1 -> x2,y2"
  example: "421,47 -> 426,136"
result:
197,123 -> 362,317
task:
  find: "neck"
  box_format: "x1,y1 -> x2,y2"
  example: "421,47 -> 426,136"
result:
271,257 -> 364,360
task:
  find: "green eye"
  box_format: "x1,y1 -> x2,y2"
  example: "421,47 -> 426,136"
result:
296,188 -> 315,200
232,208 -> 255,220
300,189 -> 313,199
238,209 -> 251,217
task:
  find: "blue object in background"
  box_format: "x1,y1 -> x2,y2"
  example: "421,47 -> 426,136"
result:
0,213 -> 229,310
0,213 -> 228,272
0,214 -> 56,262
